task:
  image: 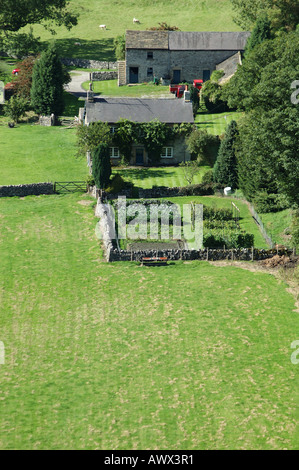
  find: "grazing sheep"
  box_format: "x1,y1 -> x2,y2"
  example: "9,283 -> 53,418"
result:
133,18 -> 140,24
99,24 -> 106,30
74,42 -> 81,46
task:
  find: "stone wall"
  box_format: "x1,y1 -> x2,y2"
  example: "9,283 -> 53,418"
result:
61,58 -> 117,70
126,49 -> 240,83
0,183 -> 54,198
91,71 -> 118,81
39,114 -> 56,126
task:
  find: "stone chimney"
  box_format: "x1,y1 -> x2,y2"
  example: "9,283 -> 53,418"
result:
184,90 -> 191,102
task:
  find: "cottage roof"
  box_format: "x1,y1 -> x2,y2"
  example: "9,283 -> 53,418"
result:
126,30 -> 250,51
126,30 -> 169,50
169,31 -> 250,51
85,98 -> 194,124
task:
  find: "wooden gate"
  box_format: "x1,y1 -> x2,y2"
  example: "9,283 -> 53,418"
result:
54,181 -> 87,193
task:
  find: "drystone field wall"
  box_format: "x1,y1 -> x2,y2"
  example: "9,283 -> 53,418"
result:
0,183 -> 54,197
61,58 -> 117,69
91,71 -> 118,81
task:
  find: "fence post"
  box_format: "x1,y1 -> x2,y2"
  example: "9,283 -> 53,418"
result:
251,246 -> 254,261
206,247 -> 209,261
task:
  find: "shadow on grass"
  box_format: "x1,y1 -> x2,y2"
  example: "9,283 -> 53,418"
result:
44,38 -> 116,61
63,91 -> 84,117
116,167 -> 176,183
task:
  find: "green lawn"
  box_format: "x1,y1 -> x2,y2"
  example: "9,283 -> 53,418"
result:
0,124 -> 86,184
0,194 -> 298,450
114,166 -> 210,189
83,79 -> 171,98
195,111 -> 245,135
20,0 -> 238,60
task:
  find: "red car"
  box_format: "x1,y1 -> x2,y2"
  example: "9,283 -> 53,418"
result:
12,68 -> 20,75
193,79 -> 203,90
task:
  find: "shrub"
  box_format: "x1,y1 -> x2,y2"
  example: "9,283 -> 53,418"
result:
253,192 -> 286,213
92,143 -> 111,189
105,174 -> 127,194
187,129 -> 220,166
4,95 -> 28,123
201,169 -> 214,184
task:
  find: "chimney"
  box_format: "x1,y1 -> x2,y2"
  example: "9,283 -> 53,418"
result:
87,81 -> 94,103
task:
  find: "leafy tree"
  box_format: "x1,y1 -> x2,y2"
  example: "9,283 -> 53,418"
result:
0,0 -> 77,32
3,28 -> 41,59
30,44 -> 65,115
187,129 -> 220,166
113,119 -> 138,163
179,161 -> 200,186
139,120 -> 173,164
114,34 -> 126,61
76,122 -> 112,157
214,120 -> 239,189
92,143 -> 111,190
4,95 -> 28,123
231,0 -> 299,31
244,15 -> 273,57
13,55 -> 37,99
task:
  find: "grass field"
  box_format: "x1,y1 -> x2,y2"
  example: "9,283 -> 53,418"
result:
259,209 -> 293,247
20,0 -> 238,60
195,111 -> 244,135
0,193 -> 298,450
114,166 -> 210,189
0,125 -> 86,185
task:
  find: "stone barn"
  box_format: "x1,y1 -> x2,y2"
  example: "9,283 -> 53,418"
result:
118,30 -> 250,85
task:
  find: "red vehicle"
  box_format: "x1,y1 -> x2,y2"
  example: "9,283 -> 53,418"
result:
169,83 -> 188,98
193,79 -> 203,90
12,68 -> 20,75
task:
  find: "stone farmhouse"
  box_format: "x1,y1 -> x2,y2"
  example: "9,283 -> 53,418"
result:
81,95 -> 194,166
118,30 -> 250,85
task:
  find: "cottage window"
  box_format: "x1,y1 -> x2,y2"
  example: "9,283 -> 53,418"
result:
147,51 -> 153,60
110,126 -> 117,134
147,67 -> 153,77
161,147 -> 173,159
109,147 -> 120,158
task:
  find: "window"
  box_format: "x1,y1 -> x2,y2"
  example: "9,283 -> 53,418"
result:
161,147 -> 173,159
147,67 -> 153,77
109,147 -> 120,158
110,126 -> 117,134
147,51 -> 153,60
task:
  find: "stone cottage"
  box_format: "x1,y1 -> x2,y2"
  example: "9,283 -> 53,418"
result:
118,30 -> 250,85
81,95 -> 194,166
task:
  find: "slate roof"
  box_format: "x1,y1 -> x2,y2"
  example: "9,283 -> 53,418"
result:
126,30 -> 250,51
85,98 -> 194,124
169,31 -> 250,51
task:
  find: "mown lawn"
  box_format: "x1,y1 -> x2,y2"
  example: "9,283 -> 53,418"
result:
0,194 -> 298,450
20,0 -> 238,60
195,111 -> 245,135
83,79 -> 171,98
114,166 -> 210,189
0,124 -> 86,185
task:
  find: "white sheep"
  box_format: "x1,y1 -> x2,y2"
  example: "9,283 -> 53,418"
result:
133,18 -> 140,24
99,24 -> 106,30
74,42 -> 81,46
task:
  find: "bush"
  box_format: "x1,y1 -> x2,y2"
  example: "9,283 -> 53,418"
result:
4,95 -> 28,123
201,169 -> 214,184
105,174 -> 127,194
253,192 -> 286,213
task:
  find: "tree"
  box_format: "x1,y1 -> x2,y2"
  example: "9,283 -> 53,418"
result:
139,120 -> 173,164
179,161 -> 200,186
92,143 -> 112,190
76,122 -> 112,158
3,28 -> 41,59
30,44 -> 65,115
114,34 -> 126,61
187,129 -> 220,166
0,0 -> 77,32
231,0 -> 299,31
13,55 -> 37,99
4,95 -> 28,123
244,15 -> 273,57
213,120 -> 239,189
113,119 -> 138,164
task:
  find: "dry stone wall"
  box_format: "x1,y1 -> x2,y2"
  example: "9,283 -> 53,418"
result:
0,183 -> 54,197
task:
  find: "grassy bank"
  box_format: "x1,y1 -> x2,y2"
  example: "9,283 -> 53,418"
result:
0,193 -> 298,449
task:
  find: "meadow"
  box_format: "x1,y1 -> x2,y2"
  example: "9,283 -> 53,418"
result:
21,0 -> 239,60
0,193 -> 298,450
